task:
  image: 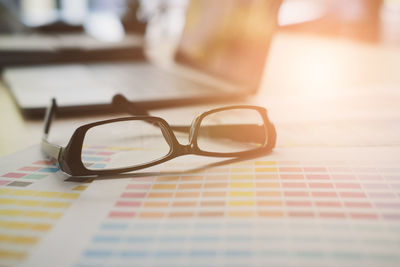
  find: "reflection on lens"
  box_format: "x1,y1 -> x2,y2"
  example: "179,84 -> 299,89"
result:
81,120 -> 171,170
197,108 -> 267,153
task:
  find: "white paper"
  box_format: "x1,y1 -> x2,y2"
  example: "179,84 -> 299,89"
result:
24,147 -> 400,267
0,145 -> 90,267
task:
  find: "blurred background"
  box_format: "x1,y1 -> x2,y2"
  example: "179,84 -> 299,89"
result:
0,0 -> 399,44
0,0 -> 400,155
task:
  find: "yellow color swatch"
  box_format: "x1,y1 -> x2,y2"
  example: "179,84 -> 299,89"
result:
0,249 -> 27,260
16,199 -> 43,207
230,174 -> 253,180
0,188 -> 14,195
255,174 -> 278,179
25,211 -> 62,219
0,209 -> 62,219
255,167 -> 278,173
58,193 -> 79,199
0,189 -> 37,197
41,201 -> 70,209
0,198 -> 70,209
232,161 -> 253,167
229,200 -> 254,206
11,190 -> 36,197
0,198 -> 17,205
35,191 -> 59,198
72,185 -> 87,191
231,168 -> 253,173
0,220 -> 52,232
230,183 -> 254,188
229,191 -> 254,197
0,234 -> 39,245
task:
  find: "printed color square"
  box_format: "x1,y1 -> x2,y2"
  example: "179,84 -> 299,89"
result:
6,181 -> 32,187
38,167 -> 59,173
2,172 -> 26,179
24,174 -> 48,180
0,180 -> 10,186
18,166 -> 41,172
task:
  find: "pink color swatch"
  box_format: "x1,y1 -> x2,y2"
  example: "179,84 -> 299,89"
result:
2,172 -> 26,178
18,166 -> 41,172
121,192 -> 147,198
108,211 -> 136,218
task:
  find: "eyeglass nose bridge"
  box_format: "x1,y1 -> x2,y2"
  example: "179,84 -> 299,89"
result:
174,143 -> 196,156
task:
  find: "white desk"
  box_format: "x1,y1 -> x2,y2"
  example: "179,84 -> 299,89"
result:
1,32 -> 400,156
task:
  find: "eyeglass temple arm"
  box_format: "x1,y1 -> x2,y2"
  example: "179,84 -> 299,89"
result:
42,98 -> 62,160
112,94 -> 192,131
112,94 -> 150,116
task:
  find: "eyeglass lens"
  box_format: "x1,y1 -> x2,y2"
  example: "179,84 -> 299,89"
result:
81,120 -> 171,170
197,108 -> 267,153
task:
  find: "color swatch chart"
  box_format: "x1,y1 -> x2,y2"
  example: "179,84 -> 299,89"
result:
78,220 -> 400,267
0,146 -> 88,266
75,149 -> 400,267
1,159 -> 59,188
106,160 -> 400,221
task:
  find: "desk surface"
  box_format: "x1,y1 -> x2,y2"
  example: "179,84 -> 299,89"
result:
1,31 -> 400,267
1,32 -> 400,156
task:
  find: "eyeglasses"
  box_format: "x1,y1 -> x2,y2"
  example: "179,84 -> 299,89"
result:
41,95 -> 276,176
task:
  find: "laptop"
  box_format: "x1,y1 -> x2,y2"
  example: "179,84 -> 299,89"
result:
3,0 -> 282,118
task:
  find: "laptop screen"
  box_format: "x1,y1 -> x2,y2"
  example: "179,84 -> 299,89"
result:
175,0 -> 281,92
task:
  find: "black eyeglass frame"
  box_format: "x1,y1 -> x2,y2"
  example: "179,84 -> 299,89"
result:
42,98 -> 276,176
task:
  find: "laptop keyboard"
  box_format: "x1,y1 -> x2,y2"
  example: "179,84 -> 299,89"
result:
87,63 -> 212,99
4,62 -> 218,110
